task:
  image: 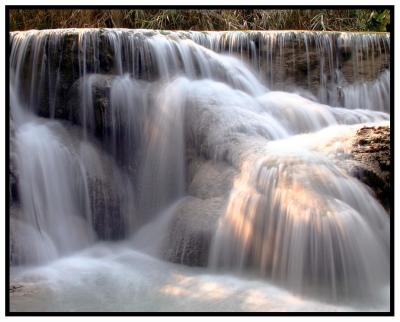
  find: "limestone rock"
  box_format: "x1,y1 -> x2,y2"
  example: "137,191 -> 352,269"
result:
164,196 -> 227,267
67,74 -> 115,135
165,157 -> 236,266
350,125 -> 390,212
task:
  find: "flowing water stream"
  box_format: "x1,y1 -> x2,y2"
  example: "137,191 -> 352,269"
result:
9,29 -> 390,312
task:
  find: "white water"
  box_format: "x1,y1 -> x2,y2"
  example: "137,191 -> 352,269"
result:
208,127 -> 389,301
9,242 -> 389,312
9,29 -> 390,312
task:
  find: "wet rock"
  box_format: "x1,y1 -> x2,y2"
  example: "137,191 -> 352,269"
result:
251,31 -> 390,104
87,172 -> 128,241
165,157 -> 235,267
350,125 -> 390,212
12,30 -> 390,122
67,74 -> 115,136
75,134 -> 133,240
186,155 -> 237,199
10,121 -> 130,243
165,196 -> 227,267
11,30 -> 117,121
9,120 -> 19,205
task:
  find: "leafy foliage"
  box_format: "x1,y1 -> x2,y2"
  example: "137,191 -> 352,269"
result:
366,10 -> 391,32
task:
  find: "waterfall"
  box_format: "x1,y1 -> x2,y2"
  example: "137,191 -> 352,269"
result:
208,134 -> 389,301
9,28 -> 390,311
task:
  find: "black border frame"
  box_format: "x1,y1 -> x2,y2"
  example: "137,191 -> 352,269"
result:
4,5 -> 395,317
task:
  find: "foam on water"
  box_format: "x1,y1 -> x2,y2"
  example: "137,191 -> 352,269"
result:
9,243 -> 389,312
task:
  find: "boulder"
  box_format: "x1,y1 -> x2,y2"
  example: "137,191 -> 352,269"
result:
74,134 -> 134,240
10,121 -> 131,243
164,196 -> 227,267
86,169 -> 132,241
165,157 -> 236,266
186,155 -> 237,199
350,125 -> 390,212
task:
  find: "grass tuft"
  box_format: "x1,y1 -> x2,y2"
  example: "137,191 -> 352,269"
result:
9,9 -> 387,32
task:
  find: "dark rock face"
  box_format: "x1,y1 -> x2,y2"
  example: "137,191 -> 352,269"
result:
9,120 -> 129,243
221,31 -> 390,103
67,74 -> 115,136
350,125 -> 390,212
87,171 -> 128,241
11,30 -> 118,121
9,207 -> 21,266
9,121 -> 18,205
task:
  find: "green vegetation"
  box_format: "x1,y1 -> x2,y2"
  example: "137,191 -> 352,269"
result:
366,9 -> 391,32
9,9 -> 390,32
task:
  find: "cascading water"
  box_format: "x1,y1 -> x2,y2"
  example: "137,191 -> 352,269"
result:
9,28 -> 390,312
